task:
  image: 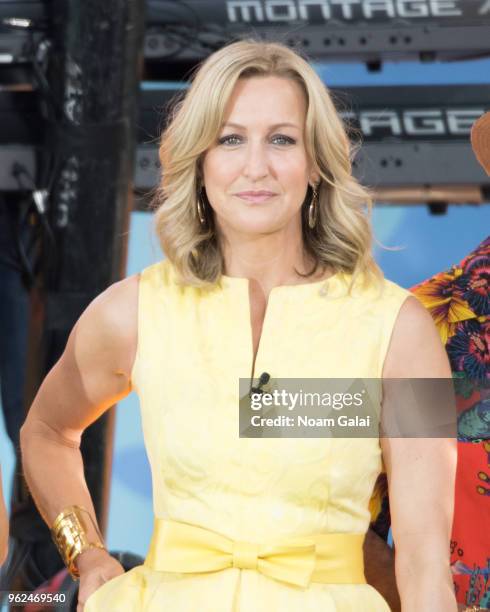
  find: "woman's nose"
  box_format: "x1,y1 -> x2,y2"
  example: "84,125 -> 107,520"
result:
242,142 -> 269,180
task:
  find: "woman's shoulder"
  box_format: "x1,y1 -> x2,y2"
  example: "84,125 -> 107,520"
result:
340,270 -> 411,306
381,283 -> 450,378
369,276 -> 420,331
79,274 -> 140,337
378,276 -> 413,302
90,264 -> 174,385
55,274 -> 141,394
137,258 -> 182,292
94,273 -> 140,318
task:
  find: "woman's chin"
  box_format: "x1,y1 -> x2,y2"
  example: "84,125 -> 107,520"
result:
222,207 -> 289,234
231,218 -> 285,235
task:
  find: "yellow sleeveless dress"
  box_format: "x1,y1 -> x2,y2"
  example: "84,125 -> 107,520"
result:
85,258 -> 411,612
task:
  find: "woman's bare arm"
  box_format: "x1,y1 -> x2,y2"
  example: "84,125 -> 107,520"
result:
381,296 -> 457,612
0,465 -> 8,566
19,274 -> 139,576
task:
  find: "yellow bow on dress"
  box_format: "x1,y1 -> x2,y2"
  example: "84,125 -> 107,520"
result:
145,518 -> 366,588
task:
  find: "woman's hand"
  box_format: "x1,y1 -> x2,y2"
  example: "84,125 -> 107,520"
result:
76,548 -> 125,612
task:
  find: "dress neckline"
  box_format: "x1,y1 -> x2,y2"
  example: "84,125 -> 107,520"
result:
161,258 -> 351,297
219,269 -> 347,296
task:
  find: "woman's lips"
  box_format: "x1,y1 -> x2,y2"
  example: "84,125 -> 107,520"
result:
235,193 -> 278,203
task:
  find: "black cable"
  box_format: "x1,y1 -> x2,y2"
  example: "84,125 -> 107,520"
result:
29,36 -> 64,220
31,39 -> 60,121
11,163 -> 56,245
11,163 -> 58,288
146,1 -> 231,57
145,23 -> 230,61
27,33 -> 65,256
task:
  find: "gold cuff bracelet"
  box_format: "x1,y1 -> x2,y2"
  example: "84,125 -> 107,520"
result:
51,505 -> 106,580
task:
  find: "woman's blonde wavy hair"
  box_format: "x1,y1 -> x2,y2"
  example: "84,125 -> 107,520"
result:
153,37 -> 384,291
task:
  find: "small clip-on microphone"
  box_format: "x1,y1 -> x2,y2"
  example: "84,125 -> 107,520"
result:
249,371 -> 271,396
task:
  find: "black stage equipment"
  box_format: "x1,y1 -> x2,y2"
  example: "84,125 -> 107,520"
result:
0,0 -> 146,596
143,0 -> 490,77
0,0 -> 49,71
2,1 -> 490,78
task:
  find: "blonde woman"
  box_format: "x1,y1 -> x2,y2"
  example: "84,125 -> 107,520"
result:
0,465 -> 8,567
20,39 -> 457,611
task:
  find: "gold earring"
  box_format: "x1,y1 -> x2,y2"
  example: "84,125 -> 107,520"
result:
197,187 -> 206,226
308,184 -> 319,229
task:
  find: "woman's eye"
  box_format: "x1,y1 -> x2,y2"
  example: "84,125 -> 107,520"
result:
218,134 -> 296,146
218,134 -> 242,146
271,134 -> 296,145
